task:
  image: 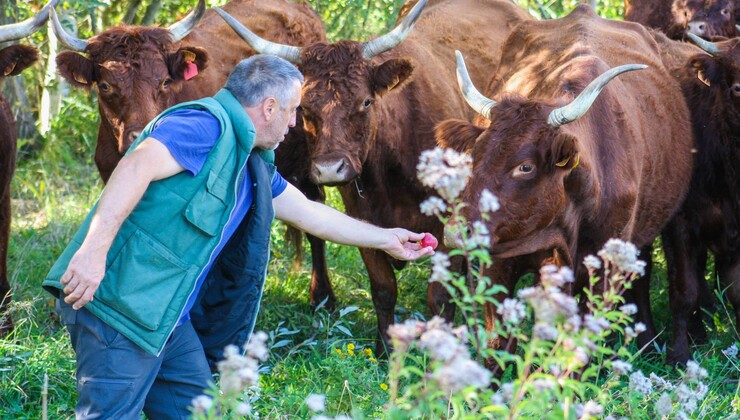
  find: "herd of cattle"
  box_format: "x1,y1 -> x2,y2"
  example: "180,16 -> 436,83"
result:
0,0 -> 737,369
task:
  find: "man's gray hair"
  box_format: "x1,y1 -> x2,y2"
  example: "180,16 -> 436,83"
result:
225,55 -> 304,108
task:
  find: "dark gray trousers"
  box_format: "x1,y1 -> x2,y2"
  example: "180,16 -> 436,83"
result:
58,299 -> 213,419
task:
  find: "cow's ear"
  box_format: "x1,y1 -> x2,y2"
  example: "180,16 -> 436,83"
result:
168,47 -> 209,81
57,51 -> 96,88
371,58 -> 414,97
435,119 -> 483,154
547,133 -> 579,173
688,55 -> 721,87
0,45 -> 39,77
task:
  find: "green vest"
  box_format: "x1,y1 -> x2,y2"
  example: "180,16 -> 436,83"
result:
43,89 -> 276,357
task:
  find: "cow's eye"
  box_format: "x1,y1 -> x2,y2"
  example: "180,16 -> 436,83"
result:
363,98 -> 374,108
732,84 -> 740,96
162,78 -> 172,88
98,82 -> 111,92
721,8 -> 730,15
513,163 -> 535,178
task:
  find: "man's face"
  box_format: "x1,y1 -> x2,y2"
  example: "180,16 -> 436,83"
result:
256,80 -> 302,151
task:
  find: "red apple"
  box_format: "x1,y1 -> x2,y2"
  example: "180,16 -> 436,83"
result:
420,232 -> 438,250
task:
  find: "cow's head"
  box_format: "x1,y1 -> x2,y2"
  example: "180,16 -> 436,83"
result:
52,0 -> 208,155
686,34 -> 740,106
436,52 -> 645,259
0,0 -> 54,80
672,0 -> 737,39
215,0 -> 427,185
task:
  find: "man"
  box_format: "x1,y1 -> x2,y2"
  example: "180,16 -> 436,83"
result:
43,55 -> 434,419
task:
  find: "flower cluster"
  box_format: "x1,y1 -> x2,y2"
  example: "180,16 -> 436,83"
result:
388,316 -> 491,394
597,238 -> 647,277
416,147 -> 472,202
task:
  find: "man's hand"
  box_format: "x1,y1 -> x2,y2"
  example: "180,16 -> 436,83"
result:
60,247 -> 107,310
383,229 -> 435,260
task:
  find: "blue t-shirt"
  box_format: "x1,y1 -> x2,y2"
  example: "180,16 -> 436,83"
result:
148,108 -> 288,325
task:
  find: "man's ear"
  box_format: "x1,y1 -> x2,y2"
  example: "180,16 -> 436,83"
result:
167,47 -> 209,81
546,133 -> 579,173
262,96 -> 279,121
57,51 -> 96,88
371,57 -> 414,97
435,119 -> 484,153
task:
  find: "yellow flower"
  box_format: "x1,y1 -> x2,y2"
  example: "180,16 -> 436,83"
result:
369,357 -> 377,363
380,383 -> 389,391
335,348 -> 342,355
363,348 -> 373,357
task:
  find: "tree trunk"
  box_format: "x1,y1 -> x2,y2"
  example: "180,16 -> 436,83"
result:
123,0 -> 144,25
140,0 -> 163,26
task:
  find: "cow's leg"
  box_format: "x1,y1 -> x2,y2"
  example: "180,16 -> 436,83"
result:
688,249 -> 711,343
0,184 -> 12,336
307,233 -> 334,310
630,244 -> 658,350
359,248 -> 398,357
663,217 -> 703,365
717,253 -> 740,329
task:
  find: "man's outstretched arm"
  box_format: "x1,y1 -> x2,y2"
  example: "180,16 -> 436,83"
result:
61,138 -> 185,310
273,183 -> 435,261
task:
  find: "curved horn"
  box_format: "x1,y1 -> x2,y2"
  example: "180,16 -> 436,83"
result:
214,7 -> 302,64
0,0 -> 58,43
455,50 -> 496,119
548,64 -> 648,127
50,7 -> 88,52
736,24 -> 740,32
686,32 -> 720,56
362,0 -> 428,59
167,0 -> 206,42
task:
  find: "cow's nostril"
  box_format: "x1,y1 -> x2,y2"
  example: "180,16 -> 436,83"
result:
336,160 -> 345,174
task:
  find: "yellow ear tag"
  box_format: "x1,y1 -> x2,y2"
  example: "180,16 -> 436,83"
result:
571,153 -> 580,169
182,50 -> 196,62
555,156 -> 570,167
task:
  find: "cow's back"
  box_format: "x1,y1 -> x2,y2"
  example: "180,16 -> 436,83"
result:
625,0 -> 675,32
174,0 -> 326,102
492,5 -> 693,248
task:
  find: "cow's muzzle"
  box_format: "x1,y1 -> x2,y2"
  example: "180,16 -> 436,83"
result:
310,153 -> 358,185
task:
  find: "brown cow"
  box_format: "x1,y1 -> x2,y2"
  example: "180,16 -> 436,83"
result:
625,0 -> 738,39
216,0 -> 532,354
651,32 -> 740,364
435,5 -> 693,370
0,0 -> 56,335
51,0 -> 338,310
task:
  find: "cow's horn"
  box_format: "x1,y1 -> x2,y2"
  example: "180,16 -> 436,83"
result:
686,32 -> 720,56
547,64 -> 647,127
168,0 -> 206,42
214,7 -> 302,64
0,0 -> 57,43
736,24 -> 740,32
50,7 -> 87,52
362,0 -> 428,59
455,50 -> 496,119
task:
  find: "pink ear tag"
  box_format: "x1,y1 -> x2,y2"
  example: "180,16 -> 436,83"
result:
183,61 -> 198,80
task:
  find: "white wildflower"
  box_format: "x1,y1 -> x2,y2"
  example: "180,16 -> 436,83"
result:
420,329 -> 461,362
451,325 -> 469,343
619,303 -> 638,316
533,378 -> 556,391
420,196 -> 447,217
191,395 -> 213,414
611,359 -> 633,376
650,372 -> 675,391
583,255 -> 602,271
634,322 -> 647,334
674,411 -> 690,420
479,189 -> 500,213
676,384 -> 699,413
245,331 -> 269,362
534,323 -> 559,341
429,252 -> 451,283
584,315 -> 611,335
433,356 -> 492,393
388,319 -> 424,348
572,346 -> 591,367
500,382 -> 515,403
580,401 -> 603,419
497,298 -> 527,325
306,394 -> 326,412
629,371 -> 653,395
470,221 -> 491,248
655,392 -> 673,416
685,360 -> 708,381
236,402 -> 252,415
597,238 -> 646,276
417,147 -> 472,202
723,343 -> 738,358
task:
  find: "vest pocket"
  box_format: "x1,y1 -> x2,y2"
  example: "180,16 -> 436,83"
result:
96,229 -> 192,331
184,170 -> 230,237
